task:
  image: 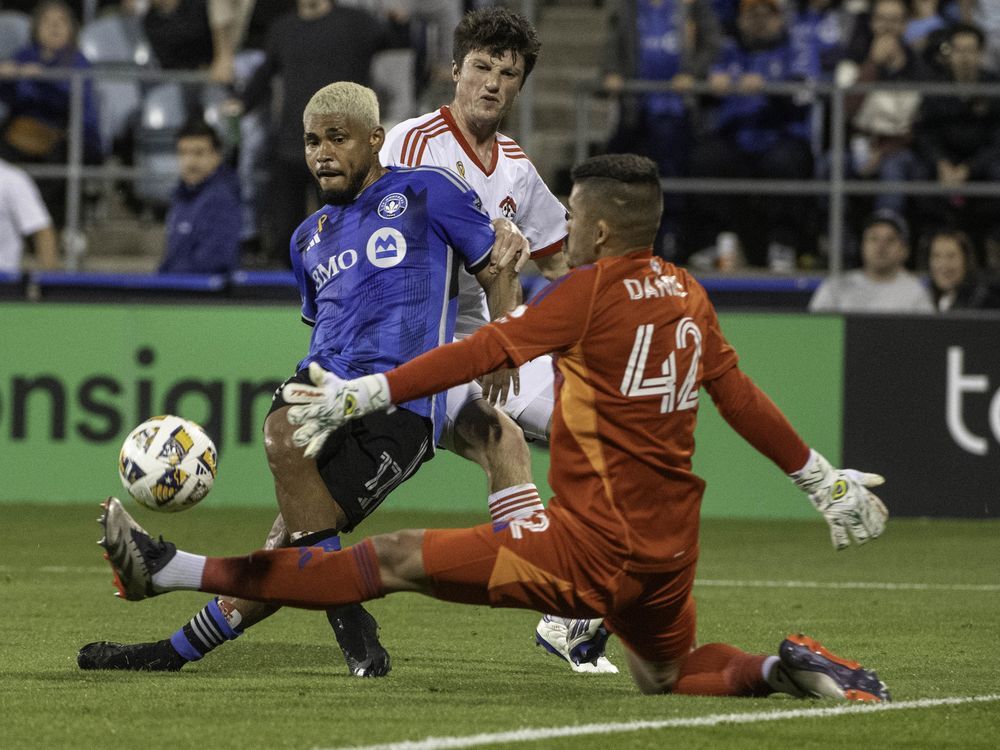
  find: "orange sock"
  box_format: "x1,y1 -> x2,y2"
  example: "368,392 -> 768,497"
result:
201,538 -> 383,609
673,642 -> 772,697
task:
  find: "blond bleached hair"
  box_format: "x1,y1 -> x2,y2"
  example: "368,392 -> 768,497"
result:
303,81 -> 380,128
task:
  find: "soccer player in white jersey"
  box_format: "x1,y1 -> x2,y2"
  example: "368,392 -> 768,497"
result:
380,7 -> 615,673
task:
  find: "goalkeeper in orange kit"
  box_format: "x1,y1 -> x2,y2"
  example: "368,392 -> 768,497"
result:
97,154 -> 890,700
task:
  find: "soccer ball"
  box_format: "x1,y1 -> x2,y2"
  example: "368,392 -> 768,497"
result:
118,415 -> 218,512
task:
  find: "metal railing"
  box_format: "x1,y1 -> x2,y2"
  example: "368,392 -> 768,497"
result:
575,78 -> 1000,274
6,65 -> 1000,276
4,66 -> 219,269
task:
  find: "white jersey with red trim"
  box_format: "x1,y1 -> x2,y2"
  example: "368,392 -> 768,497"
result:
382,106 -> 567,335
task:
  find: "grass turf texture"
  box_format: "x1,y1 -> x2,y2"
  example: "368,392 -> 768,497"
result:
1,503 -> 997,749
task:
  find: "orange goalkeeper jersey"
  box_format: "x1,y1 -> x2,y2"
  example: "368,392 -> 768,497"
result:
386,249 -> 810,572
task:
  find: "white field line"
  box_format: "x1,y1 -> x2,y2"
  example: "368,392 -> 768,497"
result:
2,566 -> 997,593
313,694 -> 1000,750
697,579 -> 1000,592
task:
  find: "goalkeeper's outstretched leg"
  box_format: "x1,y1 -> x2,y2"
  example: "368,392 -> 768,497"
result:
97,497 -> 889,701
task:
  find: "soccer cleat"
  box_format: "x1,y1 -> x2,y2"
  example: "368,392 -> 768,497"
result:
535,615 -> 619,674
327,603 -> 391,677
77,639 -> 187,671
778,633 -> 891,702
98,497 -> 176,601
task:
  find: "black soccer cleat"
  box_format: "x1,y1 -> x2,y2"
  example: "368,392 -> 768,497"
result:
327,603 -> 391,677
77,639 -> 187,672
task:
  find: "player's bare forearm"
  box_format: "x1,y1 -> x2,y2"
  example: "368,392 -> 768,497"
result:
476,263 -> 520,320
474,264 -> 521,404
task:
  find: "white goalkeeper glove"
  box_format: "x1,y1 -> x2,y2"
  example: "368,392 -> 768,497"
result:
283,362 -> 393,458
790,449 -> 888,550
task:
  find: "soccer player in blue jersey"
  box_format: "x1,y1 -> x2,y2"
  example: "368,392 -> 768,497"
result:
77,81 -> 525,676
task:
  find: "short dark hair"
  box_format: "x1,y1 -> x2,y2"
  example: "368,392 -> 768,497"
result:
176,118 -> 221,150
949,22 -> 986,48
571,154 -> 661,187
452,8 -> 541,84
571,155 -> 662,246
863,208 -> 910,245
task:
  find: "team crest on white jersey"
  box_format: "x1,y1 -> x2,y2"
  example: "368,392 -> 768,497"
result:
377,193 -> 408,219
367,227 -> 407,268
499,195 -> 517,220
456,160 -> 466,178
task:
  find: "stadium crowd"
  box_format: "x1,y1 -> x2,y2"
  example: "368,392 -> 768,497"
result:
0,0 -> 998,309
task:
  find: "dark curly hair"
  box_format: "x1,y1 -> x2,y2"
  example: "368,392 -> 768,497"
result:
452,7 -> 541,84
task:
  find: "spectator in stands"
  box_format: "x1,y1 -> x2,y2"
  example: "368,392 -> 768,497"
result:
0,156 -> 59,272
0,0 -> 101,228
905,0 -> 948,54
791,0 -> 857,80
914,22 -> 1000,248
206,1 -> 292,84
207,1 -> 294,261
158,119 -> 241,274
601,0 -> 723,260
925,228 -> 1000,311
809,208 -> 934,312
237,0 -> 407,266
837,0 -> 929,217
143,0 -> 214,71
712,0 -> 740,35
686,0 -> 819,271
958,0 -> 1000,71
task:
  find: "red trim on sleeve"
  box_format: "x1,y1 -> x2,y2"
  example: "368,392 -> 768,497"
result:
531,237 -> 566,259
705,367 -> 811,474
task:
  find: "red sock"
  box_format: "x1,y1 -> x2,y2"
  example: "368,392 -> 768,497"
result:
200,538 -> 383,609
673,643 -> 772,697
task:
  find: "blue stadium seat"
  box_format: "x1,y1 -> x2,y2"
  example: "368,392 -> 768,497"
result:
0,11 -> 30,61
78,14 -> 153,67
79,14 -> 152,156
200,83 -> 236,148
133,82 -> 186,207
0,10 -> 30,121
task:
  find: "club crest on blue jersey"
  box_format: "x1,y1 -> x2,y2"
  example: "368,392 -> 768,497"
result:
367,227 -> 408,269
377,193 -> 408,219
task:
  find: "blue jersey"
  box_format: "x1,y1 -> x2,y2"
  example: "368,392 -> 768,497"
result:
291,165 -> 495,440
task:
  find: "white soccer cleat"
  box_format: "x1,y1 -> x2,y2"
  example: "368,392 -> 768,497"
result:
535,615 -> 619,673
98,497 -> 175,601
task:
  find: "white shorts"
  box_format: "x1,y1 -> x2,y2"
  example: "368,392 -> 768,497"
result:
439,354 -> 554,450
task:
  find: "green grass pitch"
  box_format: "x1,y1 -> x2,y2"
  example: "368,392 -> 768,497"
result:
1,503 -> 998,749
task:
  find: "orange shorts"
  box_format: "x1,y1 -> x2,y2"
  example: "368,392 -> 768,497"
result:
422,506 -> 697,663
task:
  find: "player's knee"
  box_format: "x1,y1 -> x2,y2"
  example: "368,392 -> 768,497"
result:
454,400 -> 527,464
371,530 -> 427,591
263,409 -> 302,476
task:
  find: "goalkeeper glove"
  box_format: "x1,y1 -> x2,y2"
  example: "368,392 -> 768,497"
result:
284,362 -> 392,458
790,449 -> 888,550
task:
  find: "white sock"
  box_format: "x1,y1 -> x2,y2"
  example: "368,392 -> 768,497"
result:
761,655 -> 780,683
488,483 -> 544,522
151,551 -> 207,591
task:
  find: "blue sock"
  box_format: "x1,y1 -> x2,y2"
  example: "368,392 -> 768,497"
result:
290,529 -> 342,551
169,598 -> 243,662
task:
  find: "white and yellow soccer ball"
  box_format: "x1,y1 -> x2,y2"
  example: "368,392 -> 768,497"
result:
118,415 -> 218,512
